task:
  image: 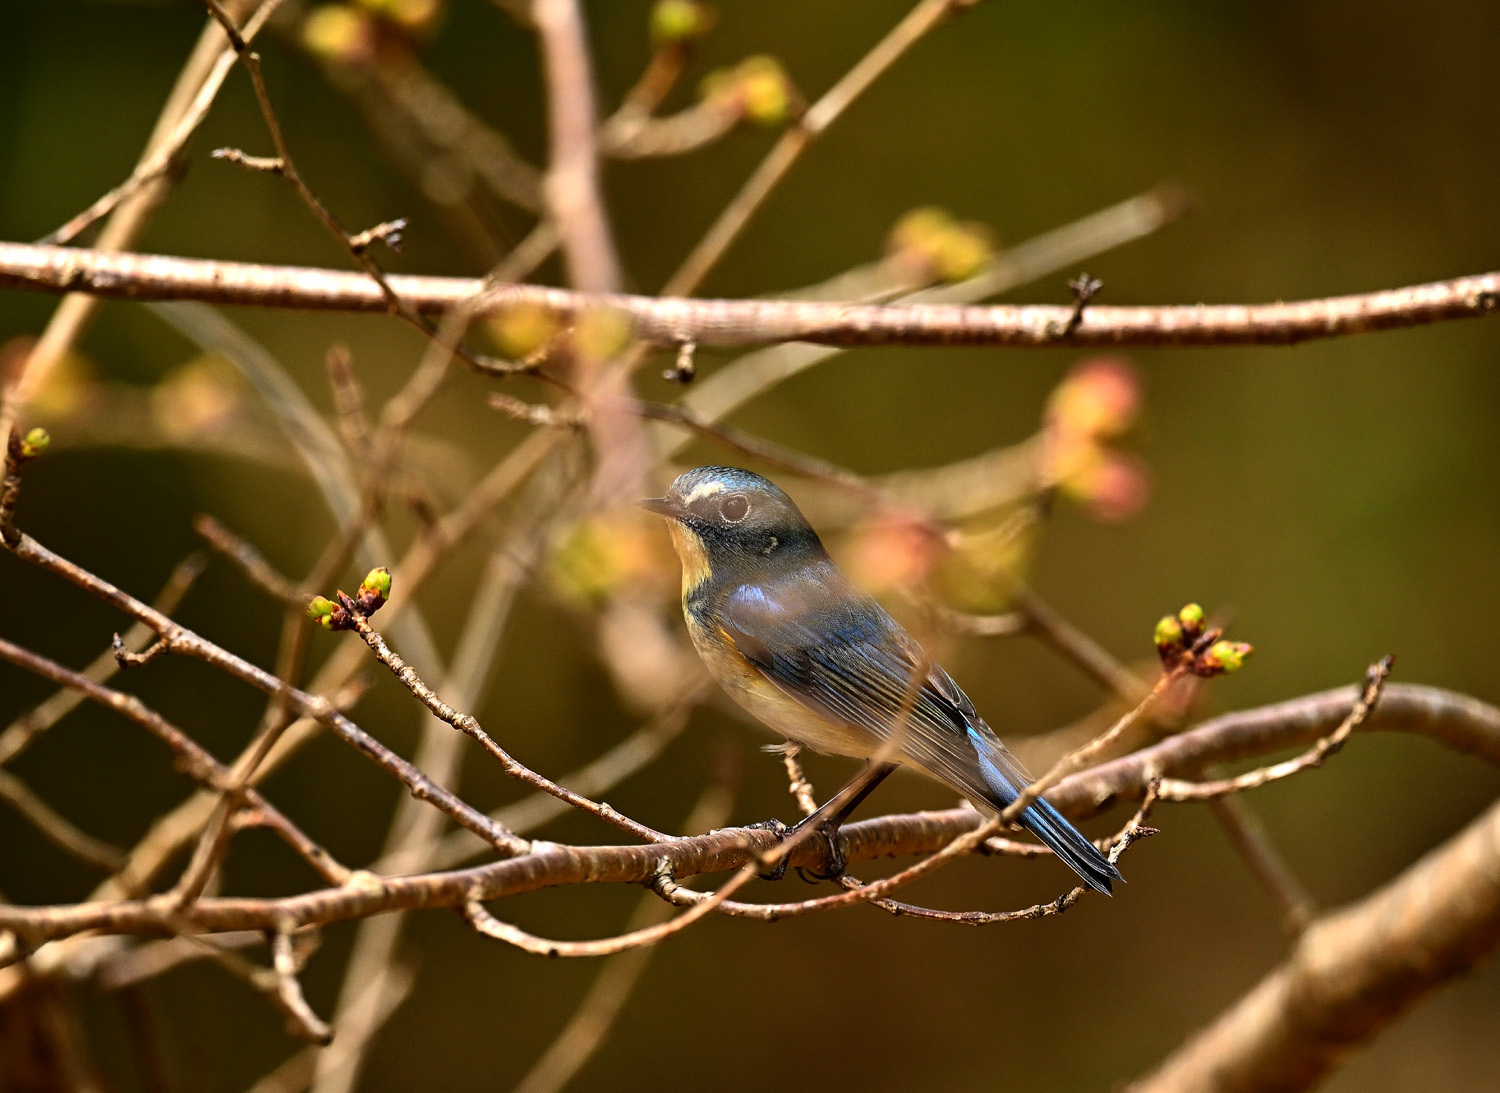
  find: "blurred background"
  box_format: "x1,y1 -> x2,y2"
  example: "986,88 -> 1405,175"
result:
3,0 -> 1500,1090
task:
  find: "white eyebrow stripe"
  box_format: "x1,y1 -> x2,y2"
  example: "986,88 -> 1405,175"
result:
681,480 -> 726,503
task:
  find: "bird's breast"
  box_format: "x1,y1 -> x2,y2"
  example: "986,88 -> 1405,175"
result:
683,604 -> 882,760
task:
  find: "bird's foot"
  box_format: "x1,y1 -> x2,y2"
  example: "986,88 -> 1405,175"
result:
744,816 -> 847,881
745,818 -> 791,881
789,812 -> 848,882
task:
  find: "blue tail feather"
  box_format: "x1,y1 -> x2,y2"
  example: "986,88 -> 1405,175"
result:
971,729 -> 1122,896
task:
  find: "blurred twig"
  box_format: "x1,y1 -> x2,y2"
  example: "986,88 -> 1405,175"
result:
0,553 -> 205,766
663,0 -> 977,296
533,0 -> 620,293
510,780 -> 736,1093
1205,796 -> 1317,935
0,0 -> 267,445
0,770 -> 125,874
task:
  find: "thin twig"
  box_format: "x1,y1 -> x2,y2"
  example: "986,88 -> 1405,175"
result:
345,613 -> 667,844
462,861 -> 760,959
322,345 -> 374,464
3,528 -> 528,856
0,637 -> 349,886
1205,796 -> 1317,934
193,514 -> 302,605
1011,583 -> 1150,701
0,553 -> 205,767
1158,657 -> 1394,802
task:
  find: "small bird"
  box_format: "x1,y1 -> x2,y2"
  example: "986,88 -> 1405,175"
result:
641,466 -> 1121,895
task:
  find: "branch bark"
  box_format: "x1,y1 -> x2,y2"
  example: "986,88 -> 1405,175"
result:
1,241 -> 1494,348
1131,793 -> 1500,1093
2,682 -> 1495,945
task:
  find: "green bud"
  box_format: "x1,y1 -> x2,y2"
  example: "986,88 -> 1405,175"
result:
302,5 -> 371,64
1203,640 -> 1252,675
361,566 -> 392,602
933,222 -> 994,283
19,427 -> 50,459
1154,614 -> 1184,651
307,596 -> 338,627
736,56 -> 794,126
651,0 -> 710,44
1177,602 -> 1205,635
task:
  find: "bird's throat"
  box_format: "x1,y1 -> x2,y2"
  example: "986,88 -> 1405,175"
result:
668,521 -> 714,600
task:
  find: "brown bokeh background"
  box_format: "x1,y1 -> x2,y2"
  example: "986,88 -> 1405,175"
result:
3,1 -> 1500,1089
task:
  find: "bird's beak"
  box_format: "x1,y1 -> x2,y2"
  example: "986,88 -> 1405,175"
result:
637,496 -> 684,519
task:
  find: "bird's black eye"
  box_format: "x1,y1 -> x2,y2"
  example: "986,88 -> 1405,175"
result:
719,493 -> 750,523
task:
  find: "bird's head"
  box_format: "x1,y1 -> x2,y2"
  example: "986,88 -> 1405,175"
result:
639,466 -> 824,588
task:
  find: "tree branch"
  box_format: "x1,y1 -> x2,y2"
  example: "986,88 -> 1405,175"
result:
2,682 -> 1495,947
1131,791 -> 1500,1093
2,241 -> 1494,348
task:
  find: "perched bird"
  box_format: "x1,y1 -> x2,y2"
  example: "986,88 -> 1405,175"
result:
641,465 -> 1121,895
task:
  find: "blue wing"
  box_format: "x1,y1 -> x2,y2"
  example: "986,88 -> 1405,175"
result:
715,564 -> 1120,894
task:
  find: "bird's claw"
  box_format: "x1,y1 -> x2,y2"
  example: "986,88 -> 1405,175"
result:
791,817 -> 848,882
745,818 -> 791,881
746,816 -> 849,882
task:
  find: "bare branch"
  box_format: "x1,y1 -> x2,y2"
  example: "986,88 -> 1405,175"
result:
1205,796 -> 1317,935
1131,791 -> 1500,1093
3,242 -> 1494,348
5,677 -> 1492,947
193,514 -> 302,606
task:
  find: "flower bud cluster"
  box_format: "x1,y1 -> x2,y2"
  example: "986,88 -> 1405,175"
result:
307,567 -> 391,630
1154,602 -> 1253,677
